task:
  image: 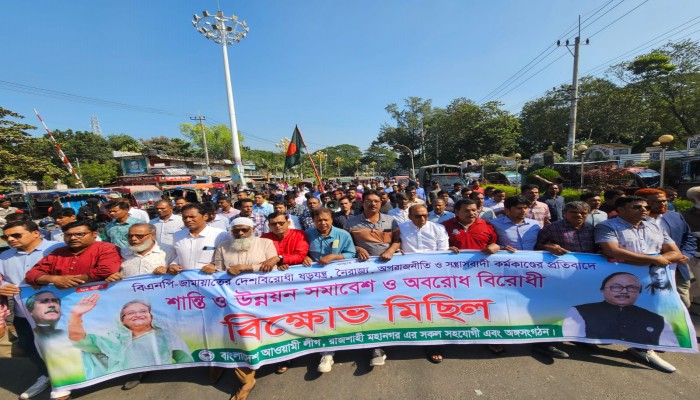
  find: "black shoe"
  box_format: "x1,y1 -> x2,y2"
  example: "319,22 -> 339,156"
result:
533,344 -> 569,359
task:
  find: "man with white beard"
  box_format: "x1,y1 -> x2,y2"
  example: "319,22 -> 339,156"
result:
209,217 -> 278,400
104,222 -> 170,390
211,218 -> 278,275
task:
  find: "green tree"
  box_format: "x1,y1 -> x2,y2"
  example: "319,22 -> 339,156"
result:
611,40 -> 700,144
0,107 -> 65,190
79,160 -> 119,187
361,145 -> 397,174
49,129 -> 112,163
374,97 -> 433,166
179,123 -> 245,161
107,134 -> 143,152
426,99 -> 520,163
141,136 -> 197,157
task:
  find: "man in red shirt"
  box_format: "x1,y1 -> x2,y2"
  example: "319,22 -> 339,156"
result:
442,199 -> 499,254
441,199 -> 502,355
261,212 -> 309,271
25,220 -> 122,288
260,211 -> 309,374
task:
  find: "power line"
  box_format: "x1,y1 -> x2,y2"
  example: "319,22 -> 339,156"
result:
583,15 -> 700,76
0,80 -> 188,117
479,0 -> 622,103
588,0 -> 650,38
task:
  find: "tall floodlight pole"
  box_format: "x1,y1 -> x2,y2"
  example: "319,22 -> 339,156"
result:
193,10 -> 249,187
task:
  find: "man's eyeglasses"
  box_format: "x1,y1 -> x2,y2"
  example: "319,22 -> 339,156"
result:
268,221 -> 287,226
64,232 -> 91,239
127,233 -> 150,239
0,233 -> 25,240
631,205 -> 651,210
606,284 -> 641,293
411,214 -> 429,219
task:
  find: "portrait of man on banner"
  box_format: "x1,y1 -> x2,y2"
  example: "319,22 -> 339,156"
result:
67,294 -> 194,379
561,272 -> 679,346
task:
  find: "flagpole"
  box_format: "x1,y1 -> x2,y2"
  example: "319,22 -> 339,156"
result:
296,126 -> 325,193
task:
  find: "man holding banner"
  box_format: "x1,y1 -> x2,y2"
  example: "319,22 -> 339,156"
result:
23,219 -> 121,400
491,196 -> 569,360
595,195 -> 684,372
303,207 -> 356,373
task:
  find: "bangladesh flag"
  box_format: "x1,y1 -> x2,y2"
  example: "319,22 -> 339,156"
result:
284,125 -> 303,171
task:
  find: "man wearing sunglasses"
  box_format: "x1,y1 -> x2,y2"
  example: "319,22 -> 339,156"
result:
594,195 -> 684,372
0,221 -> 64,399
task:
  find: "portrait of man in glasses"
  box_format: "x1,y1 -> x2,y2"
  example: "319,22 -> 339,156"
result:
561,272 -> 678,346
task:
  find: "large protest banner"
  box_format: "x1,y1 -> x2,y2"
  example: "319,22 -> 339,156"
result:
18,250 -> 697,390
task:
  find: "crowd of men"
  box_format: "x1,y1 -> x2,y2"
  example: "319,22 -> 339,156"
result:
0,180 -> 699,400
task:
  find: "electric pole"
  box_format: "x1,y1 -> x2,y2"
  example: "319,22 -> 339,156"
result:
190,114 -> 212,180
558,16 -> 589,161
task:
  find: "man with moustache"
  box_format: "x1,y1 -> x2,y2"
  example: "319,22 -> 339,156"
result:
168,204 -> 229,276
105,199 -> 142,250
104,223 -> 170,389
212,218 -> 278,275
562,272 -> 678,346
595,196 -> 683,372
149,200 -> 184,258
236,198 -> 268,237
106,223 -> 170,281
272,202 -> 301,230
261,212 -> 308,272
303,208 -> 356,374
24,219 -> 120,400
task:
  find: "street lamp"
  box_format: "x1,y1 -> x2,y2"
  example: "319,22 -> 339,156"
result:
514,153 -> 521,193
577,144 -> 588,189
354,160 -> 361,177
193,10 -> 249,188
655,134 -> 674,188
334,157 -> 343,181
478,158 -> 485,182
394,144 -> 415,180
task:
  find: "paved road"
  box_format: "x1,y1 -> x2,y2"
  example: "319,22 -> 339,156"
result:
1,314 -> 699,400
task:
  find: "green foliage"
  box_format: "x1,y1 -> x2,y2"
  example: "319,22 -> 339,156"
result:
141,136 -> 197,158
107,134 -> 143,152
487,185 -> 518,197
0,107 -> 66,190
79,160 -> 119,187
179,123 -> 244,160
674,199 -> 692,213
374,97 -> 433,168
561,188 -> 583,203
49,129 -> 112,162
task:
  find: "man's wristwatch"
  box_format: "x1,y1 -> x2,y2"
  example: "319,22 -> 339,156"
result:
277,255 -> 284,266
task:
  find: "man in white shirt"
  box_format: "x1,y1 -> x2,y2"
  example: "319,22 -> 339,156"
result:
399,205 -> 449,253
150,200 -> 184,254
128,206 -> 150,222
388,193 -> 411,224
167,204 -> 229,275
106,223 -> 170,281
397,204 -> 448,364
104,222 -> 169,390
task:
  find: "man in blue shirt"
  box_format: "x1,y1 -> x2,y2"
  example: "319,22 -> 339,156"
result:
105,199 -> 142,249
303,207 -> 355,374
490,196 -> 569,360
253,192 -> 274,217
0,220 -> 65,399
490,196 -> 541,251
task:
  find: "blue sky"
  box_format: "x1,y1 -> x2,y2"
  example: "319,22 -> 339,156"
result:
2,0 -> 700,154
